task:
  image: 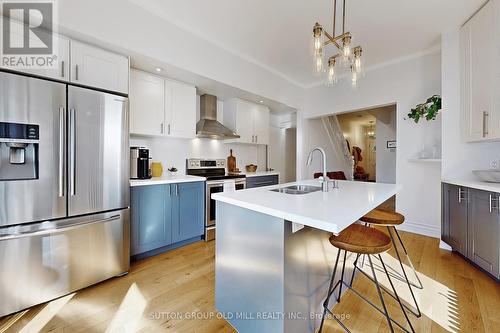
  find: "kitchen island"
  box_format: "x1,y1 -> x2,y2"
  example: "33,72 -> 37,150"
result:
212,179 -> 400,333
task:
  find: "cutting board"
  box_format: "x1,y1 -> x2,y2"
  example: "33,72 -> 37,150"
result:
227,149 -> 236,172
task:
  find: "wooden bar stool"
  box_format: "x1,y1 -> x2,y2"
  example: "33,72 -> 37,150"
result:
352,209 -> 423,318
319,224 -> 414,333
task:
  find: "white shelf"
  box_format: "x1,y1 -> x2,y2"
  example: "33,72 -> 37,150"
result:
408,158 -> 442,163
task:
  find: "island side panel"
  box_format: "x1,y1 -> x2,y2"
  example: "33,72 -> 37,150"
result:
215,202 -> 285,333
283,223 -> 349,333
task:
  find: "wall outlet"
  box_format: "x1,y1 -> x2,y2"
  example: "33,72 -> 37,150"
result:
491,160 -> 499,169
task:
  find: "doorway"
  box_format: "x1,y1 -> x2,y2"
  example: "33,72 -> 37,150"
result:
337,104 -> 396,184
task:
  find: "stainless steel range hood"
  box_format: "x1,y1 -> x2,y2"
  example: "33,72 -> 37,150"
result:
197,94 -> 240,139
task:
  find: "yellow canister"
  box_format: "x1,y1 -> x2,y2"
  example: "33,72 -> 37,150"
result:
151,162 -> 163,177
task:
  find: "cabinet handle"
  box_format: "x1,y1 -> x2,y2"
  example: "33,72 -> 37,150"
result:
160,123 -> 164,134
168,124 -> 171,135
75,64 -> 79,81
255,135 -> 258,143
483,111 -> 489,138
489,194 -> 499,213
61,60 -> 65,78
458,187 -> 467,203
252,135 -> 255,143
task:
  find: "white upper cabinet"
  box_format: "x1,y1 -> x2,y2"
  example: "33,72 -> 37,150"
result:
130,70 -> 165,136
129,70 -> 197,139
223,98 -> 270,145
70,41 -> 129,94
461,1 -> 499,142
253,104 -> 270,144
165,80 -> 197,139
0,18 -> 70,81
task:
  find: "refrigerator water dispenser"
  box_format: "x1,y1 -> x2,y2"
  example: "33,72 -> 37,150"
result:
0,122 -> 39,180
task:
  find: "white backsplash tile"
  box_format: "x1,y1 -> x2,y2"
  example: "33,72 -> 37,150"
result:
130,136 -> 267,174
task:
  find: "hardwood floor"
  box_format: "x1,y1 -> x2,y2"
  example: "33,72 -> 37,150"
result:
0,231 -> 498,333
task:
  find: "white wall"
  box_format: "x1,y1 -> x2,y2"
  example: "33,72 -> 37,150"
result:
300,51 -> 443,237
376,108 -> 397,184
441,29 -> 500,180
131,97 -> 266,174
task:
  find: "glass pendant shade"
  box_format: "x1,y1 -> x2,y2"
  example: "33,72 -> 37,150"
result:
353,47 -> 362,73
314,50 -> 324,74
327,60 -> 337,86
351,66 -> 357,87
312,23 -> 323,54
342,36 -> 352,60
354,56 -> 362,73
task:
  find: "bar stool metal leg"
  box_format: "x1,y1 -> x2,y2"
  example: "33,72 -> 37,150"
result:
367,255 -> 395,333
320,254 -> 416,333
386,227 -> 422,317
336,250 -> 348,302
378,253 -> 416,333
319,249 -> 341,333
393,227 -> 424,289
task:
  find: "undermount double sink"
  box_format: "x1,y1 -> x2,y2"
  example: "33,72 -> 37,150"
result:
271,185 -> 321,195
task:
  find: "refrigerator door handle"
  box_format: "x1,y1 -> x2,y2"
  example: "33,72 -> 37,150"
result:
0,214 -> 120,241
69,108 -> 76,196
58,107 -> 66,197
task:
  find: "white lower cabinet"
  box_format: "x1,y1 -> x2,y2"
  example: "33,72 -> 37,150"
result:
70,41 -> 129,94
223,98 -> 270,145
130,69 -> 196,139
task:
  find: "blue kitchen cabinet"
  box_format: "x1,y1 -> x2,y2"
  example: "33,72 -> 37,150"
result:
172,182 -> 205,243
131,181 -> 205,258
131,184 -> 172,255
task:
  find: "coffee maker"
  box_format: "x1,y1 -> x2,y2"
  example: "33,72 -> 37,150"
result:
130,147 -> 151,179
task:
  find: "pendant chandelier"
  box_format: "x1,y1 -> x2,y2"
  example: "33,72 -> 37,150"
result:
312,0 -> 363,87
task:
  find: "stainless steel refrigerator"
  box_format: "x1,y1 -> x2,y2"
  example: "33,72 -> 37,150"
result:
0,71 -> 130,317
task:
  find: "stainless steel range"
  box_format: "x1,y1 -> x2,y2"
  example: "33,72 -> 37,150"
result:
186,158 -> 246,241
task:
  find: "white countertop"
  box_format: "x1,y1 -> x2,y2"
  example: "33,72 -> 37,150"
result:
442,179 -> 500,193
243,171 -> 280,178
130,175 -> 206,187
212,179 -> 400,234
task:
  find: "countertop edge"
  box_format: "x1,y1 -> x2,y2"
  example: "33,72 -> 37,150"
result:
442,179 -> 500,193
130,176 -> 206,187
212,182 -> 400,234
243,171 -> 280,178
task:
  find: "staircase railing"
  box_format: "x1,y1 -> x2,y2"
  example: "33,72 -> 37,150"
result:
321,115 -> 354,180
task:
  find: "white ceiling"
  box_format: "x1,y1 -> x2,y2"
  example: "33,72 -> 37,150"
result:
129,0 -> 485,87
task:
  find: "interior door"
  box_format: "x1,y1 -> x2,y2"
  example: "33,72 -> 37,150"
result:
68,86 -> 129,216
0,72 -> 66,226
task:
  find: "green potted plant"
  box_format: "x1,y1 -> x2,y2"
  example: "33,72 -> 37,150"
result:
407,95 -> 442,123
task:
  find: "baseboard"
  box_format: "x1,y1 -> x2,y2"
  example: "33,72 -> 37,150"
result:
439,240 -> 452,251
396,220 -> 441,238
